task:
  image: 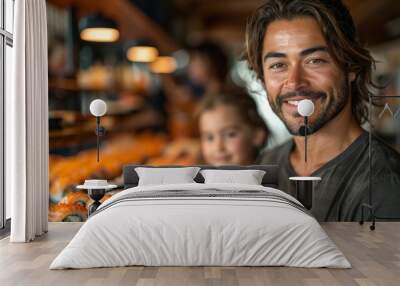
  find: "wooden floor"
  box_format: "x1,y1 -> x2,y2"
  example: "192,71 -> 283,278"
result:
1,222 -> 399,286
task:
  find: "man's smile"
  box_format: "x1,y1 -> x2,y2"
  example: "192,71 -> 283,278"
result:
280,93 -> 326,115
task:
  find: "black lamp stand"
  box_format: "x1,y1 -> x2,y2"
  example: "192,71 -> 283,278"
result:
95,116 -> 106,162
87,188 -> 106,216
359,94 -> 400,231
294,180 -> 313,209
359,95 -> 376,230
304,116 -> 308,162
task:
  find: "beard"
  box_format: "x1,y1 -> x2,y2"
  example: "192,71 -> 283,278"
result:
267,81 -> 349,136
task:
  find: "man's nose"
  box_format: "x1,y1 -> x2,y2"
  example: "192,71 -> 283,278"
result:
285,64 -> 307,90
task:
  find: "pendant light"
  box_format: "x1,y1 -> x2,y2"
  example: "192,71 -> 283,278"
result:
150,56 -> 177,74
126,40 -> 159,63
79,14 -> 120,43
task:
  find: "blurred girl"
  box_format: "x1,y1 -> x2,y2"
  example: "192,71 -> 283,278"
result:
197,87 -> 269,166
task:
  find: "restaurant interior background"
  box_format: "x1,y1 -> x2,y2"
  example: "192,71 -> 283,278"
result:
47,0 -> 400,222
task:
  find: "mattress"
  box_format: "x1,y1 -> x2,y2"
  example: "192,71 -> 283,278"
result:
50,183 -> 351,269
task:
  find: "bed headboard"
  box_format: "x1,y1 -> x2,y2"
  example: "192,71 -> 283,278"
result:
122,165 -> 279,189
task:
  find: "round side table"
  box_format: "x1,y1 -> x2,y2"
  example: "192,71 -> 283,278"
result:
289,176 -> 321,210
76,184 -> 117,216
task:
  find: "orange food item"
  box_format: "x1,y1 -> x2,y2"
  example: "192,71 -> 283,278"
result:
49,133 -> 170,221
49,203 -> 88,222
61,191 -> 89,207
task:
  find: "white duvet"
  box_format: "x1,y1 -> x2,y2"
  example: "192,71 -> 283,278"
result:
50,183 -> 351,269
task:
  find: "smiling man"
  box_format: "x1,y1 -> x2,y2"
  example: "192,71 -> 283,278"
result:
246,0 -> 400,221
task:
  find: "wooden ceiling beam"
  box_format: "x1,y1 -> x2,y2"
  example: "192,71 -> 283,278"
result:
48,0 -> 179,53
195,0 -> 262,18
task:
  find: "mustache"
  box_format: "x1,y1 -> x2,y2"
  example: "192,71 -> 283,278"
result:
276,90 -> 326,107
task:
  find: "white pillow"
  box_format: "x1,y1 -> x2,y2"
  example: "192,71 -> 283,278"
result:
135,167 -> 201,186
200,169 -> 266,185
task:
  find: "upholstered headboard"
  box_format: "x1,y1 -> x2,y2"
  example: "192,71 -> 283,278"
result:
122,165 -> 279,189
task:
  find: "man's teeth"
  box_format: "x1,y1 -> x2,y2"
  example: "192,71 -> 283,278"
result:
288,100 -> 300,106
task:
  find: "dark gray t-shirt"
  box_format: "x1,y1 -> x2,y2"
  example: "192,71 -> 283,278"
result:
258,131 -> 400,221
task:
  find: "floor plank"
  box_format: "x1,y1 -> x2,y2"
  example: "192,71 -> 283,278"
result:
0,222 -> 399,286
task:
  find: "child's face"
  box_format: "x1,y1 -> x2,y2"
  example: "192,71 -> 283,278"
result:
199,105 -> 259,166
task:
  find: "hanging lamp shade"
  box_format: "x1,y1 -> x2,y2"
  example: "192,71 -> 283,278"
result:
79,14 -> 120,42
127,46 -> 159,63
150,56 -> 177,74
125,40 -> 159,63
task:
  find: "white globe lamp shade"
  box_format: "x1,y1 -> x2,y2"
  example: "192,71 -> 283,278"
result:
297,99 -> 314,117
90,99 -> 107,117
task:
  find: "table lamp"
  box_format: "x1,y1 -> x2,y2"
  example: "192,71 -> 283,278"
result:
77,99 -> 117,216
89,99 -> 107,162
77,180 -> 117,216
289,99 -> 320,210
297,99 -> 314,162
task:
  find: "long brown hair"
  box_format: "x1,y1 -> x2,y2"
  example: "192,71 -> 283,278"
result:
245,0 -> 379,124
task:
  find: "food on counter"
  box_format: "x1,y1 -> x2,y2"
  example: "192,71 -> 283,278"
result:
49,133 -> 167,221
49,203 -> 88,222
60,191 -> 90,207
49,121 -> 201,221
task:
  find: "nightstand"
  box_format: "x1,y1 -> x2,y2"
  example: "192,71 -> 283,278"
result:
289,176 -> 321,210
77,180 -> 118,216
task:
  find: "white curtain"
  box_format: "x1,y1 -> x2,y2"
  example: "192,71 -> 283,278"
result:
7,0 -> 49,242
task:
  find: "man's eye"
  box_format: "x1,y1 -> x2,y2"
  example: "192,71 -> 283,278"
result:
307,58 -> 326,65
269,63 -> 286,70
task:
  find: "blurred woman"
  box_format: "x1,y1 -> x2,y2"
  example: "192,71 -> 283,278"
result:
197,87 -> 269,166
187,41 -> 230,97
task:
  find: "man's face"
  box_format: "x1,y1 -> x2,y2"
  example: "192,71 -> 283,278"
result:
262,17 -> 350,135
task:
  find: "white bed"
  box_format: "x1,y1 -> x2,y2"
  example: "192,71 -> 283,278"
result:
50,182 -> 351,269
